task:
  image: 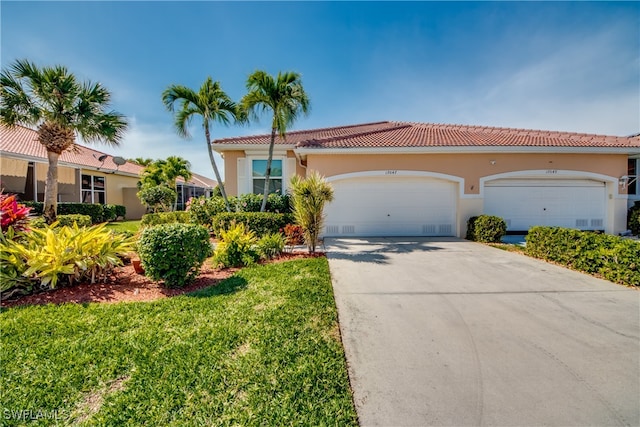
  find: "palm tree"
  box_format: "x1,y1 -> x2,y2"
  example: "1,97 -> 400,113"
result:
290,171 -> 334,253
162,77 -> 237,212
0,59 -> 127,223
240,70 -> 310,212
129,157 -> 154,166
163,156 -> 192,210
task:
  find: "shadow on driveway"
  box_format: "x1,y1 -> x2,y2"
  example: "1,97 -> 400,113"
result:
324,237 -> 453,264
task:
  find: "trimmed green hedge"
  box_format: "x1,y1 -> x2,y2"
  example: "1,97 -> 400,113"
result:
466,215 -> 507,243
212,212 -> 294,237
140,211 -> 191,228
21,202 -> 125,223
526,226 -> 640,286
31,214 -> 92,229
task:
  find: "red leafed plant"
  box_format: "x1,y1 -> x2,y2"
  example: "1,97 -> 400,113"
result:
1,192 -> 31,233
281,223 -> 304,246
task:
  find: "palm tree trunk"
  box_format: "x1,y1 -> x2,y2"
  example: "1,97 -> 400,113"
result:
43,150 -> 60,224
260,128 -> 277,212
205,126 -> 232,212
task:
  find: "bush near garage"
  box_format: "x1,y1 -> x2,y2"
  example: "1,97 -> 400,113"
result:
138,223 -> 212,288
212,212 -> 294,237
466,215 -> 507,243
525,226 -> 640,286
140,211 -> 191,228
628,201 -> 640,236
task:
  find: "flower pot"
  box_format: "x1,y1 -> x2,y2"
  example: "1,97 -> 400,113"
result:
132,259 -> 145,275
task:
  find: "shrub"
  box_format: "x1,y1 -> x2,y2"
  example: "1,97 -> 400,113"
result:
212,212 -> 293,237
629,201 -> 640,236
1,223 -> 135,296
138,223 -> 212,288
257,233 -> 285,260
141,211 -> 191,228
137,185 -> 176,213
266,192 -> 291,213
58,203 -> 104,223
281,223 -> 304,248
290,172 -> 334,253
466,215 -> 507,243
21,200 -> 43,215
115,204 -> 126,220
1,193 -> 31,234
235,193 -> 263,212
31,214 -> 92,229
465,216 -> 479,241
211,223 -> 260,268
526,226 -> 640,286
187,195 -> 229,226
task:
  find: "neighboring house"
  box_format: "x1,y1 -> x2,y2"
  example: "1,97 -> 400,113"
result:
0,124 -> 217,219
214,121 -> 640,237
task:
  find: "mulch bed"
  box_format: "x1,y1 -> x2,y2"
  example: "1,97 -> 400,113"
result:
1,252 -> 325,308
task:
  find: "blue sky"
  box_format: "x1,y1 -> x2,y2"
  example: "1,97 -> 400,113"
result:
2,1 -> 639,179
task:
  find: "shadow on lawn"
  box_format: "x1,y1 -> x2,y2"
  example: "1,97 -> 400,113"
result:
186,276 -> 248,298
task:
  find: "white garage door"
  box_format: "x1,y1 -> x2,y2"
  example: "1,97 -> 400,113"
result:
324,176 -> 457,237
484,179 -> 606,232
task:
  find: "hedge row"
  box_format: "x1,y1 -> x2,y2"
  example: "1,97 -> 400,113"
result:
22,202 -> 125,223
141,212 -> 191,227
466,215 -> 507,243
525,226 -> 640,286
211,212 -> 294,237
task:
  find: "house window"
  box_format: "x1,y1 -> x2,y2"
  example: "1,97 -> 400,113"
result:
252,159 -> 282,194
82,174 -> 105,204
628,159 -> 638,196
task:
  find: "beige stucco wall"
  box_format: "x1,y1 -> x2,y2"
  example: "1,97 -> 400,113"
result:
306,153 -> 627,195
83,170 -> 145,218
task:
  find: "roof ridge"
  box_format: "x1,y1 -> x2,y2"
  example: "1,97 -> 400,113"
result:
296,123 -> 412,147
213,121 -> 391,143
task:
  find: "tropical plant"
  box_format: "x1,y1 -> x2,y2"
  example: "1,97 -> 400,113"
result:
128,157 -> 154,166
0,222 -> 135,292
0,59 -> 127,223
211,222 -> 260,268
239,70 -> 310,212
162,77 -> 238,212
1,192 -> 31,234
257,233 -> 285,260
164,156 -> 192,210
290,171 -> 334,253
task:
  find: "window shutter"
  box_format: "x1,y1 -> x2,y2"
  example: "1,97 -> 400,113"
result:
237,157 -> 247,195
286,157 -> 297,191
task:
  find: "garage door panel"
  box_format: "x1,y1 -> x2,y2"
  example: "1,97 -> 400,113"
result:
324,176 -> 457,237
484,179 -> 606,232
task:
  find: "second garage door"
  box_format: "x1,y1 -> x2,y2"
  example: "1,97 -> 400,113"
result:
484,179 -> 606,232
323,176 -> 457,237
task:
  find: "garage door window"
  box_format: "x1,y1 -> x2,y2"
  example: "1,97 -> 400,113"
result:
252,159 -> 282,194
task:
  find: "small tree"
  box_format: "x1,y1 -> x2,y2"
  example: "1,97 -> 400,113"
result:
137,186 -> 176,213
290,171 -> 334,253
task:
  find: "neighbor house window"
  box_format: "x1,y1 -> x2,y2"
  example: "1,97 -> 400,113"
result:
82,174 -> 105,204
252,159 -> 282,194
628,159 -> 638,196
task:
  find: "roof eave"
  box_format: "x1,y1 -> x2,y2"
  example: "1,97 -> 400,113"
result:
213,144 -> 298,153
294,146 -> 640,155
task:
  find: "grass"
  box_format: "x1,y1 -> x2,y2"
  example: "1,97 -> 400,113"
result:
0,258 -> 357,426
104,220 -> 141,234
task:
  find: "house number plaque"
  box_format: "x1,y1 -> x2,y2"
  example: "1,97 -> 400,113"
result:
385,170 -> 398,175
546,170 -> 558,174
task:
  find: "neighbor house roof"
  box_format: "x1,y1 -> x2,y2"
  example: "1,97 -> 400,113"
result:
213,121 -> 640,151
0,124 -> 217,188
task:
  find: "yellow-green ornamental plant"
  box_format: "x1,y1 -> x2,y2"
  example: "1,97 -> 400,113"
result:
290,171 -> 334,253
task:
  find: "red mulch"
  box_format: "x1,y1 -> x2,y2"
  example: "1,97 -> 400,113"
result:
1,252 -> 325,308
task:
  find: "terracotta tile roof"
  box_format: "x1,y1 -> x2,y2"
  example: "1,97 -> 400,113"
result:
213,121 -> 640,150
0,124 -> 217,187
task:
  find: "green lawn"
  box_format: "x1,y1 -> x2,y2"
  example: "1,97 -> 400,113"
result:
104,220 -> 141,234
0,258 -> 357,426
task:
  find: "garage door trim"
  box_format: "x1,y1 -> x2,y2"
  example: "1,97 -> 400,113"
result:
326,170 -> 465,196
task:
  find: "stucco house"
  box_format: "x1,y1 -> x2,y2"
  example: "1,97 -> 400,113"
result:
214,121 -> 640,237
1,124 -> 217,219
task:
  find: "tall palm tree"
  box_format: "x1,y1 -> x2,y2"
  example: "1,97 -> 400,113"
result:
240,70 -> 310,212
163,156 -> 192,210
0,59 -> 127,223
162,77 -> 236,212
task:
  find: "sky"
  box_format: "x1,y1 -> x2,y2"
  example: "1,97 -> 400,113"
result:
2,1 -> 639,179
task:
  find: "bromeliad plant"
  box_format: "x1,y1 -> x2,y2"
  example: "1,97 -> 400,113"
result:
0,223 -> 135,297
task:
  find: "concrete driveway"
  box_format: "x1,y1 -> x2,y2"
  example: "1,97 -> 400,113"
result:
326,237 -> 639,427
